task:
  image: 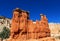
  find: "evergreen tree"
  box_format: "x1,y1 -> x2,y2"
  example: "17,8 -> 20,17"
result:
0,27 -> 10,39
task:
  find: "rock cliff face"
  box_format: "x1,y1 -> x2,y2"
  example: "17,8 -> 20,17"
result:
0,16 -> 11,28
8,8 -> 51,41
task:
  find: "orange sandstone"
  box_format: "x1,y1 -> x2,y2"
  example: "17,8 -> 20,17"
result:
8,8 -> 51,41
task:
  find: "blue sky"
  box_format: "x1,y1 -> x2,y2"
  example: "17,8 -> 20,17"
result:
0,0 -> 60,23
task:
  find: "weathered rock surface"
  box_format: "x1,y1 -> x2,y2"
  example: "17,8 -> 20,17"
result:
8,8 -> 51,41
7,37 -> 55,41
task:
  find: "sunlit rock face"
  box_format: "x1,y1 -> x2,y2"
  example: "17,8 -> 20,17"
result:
49,23 -> 60,37
8,8 -> 51,41
0,16 -> 11,28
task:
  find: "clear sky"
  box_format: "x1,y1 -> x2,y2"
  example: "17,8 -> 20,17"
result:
0,0 -> 60,23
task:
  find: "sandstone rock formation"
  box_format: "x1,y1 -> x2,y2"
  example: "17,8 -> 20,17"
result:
8,8 -> 51,41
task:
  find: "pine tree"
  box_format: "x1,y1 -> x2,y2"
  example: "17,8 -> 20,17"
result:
0,27 -> 10,39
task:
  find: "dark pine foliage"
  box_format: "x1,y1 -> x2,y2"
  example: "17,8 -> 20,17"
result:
0,27 -> 10,39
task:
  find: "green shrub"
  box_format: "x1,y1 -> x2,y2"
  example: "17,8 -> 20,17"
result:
0,27 -> 10,39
